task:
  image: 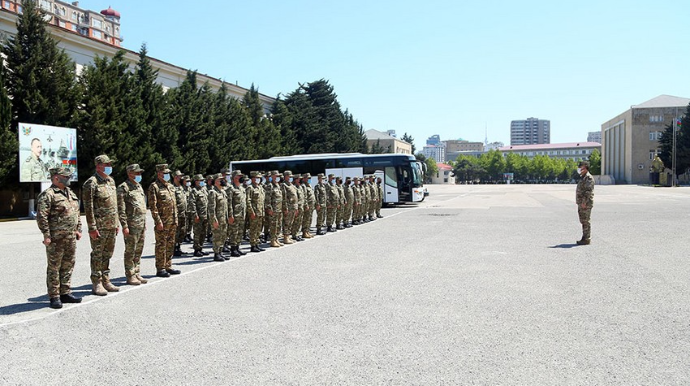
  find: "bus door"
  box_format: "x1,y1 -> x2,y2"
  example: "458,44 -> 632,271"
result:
384,167 -> 399,203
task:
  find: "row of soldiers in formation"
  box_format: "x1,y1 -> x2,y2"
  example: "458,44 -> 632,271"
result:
35,154 -> 384,309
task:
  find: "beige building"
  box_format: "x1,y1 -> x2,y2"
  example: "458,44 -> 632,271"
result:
430,162 -> 454,184
0,1 -> 275,109
364,129 -> 412,154
442,139 -> 484,152
498,142 -> 600,161
601,95 -> 689,184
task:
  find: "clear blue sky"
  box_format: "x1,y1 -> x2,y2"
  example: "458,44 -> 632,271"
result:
81,0 -> 688,151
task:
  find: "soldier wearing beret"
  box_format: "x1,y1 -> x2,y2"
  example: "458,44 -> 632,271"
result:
36,167 -> 82,309
82,154 -> 119,296
148,164 -> 181,276
116,164 -> 148,285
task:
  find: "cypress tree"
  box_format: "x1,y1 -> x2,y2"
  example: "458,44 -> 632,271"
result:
0,62 -> 15,184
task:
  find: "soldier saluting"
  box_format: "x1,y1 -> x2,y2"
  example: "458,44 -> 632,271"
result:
36,167 -> 82,309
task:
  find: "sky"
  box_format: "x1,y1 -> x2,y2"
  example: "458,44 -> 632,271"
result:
78,0 -> 688,151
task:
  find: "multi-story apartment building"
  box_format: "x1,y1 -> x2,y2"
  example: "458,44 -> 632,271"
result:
498,142 -> 600,161
601,95 -> 689,184
510,118 -> 550,145
587,131 -> 602,143
442,139 -> 484,162
426,134 -> 441,146
422,144 -> 444,162
364,129 -> 412,154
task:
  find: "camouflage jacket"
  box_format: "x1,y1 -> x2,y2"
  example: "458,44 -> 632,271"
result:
173,183 -> 188,217
352,184 -> 361,205
303,184 -> 315,210
325,182 -> 338,208
335,184 -> 345,205
377,184 -> 384,203
343,184 -> 354,205
117,179 -> 147,231
266,183 -> 283,214
314,182 -> 327,208
208,186 -> 229,224
576,172 -> 594,208
227,184 -> 248,218
294,183 -> 304,210
282,182 -> 298,211
369,183 -> 378,202
148,180 -> 178,227
190,186 -> 209,220
83,173 -> 119,232
246,184 -> 265,217
36,185 -> 82,239
21,154 -> 48,182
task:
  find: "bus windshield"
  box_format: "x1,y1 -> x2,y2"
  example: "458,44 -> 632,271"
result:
412,162 -> 423,187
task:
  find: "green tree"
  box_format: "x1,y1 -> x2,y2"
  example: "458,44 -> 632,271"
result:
479,149 -> 506,181
0,61 -> 15,184
452,155 -> 485,183
588,149 -> 601,175
659,104 -> 690,177
2,0 -> 78,183
425,157 -> 439,182
401,132 -> 416,154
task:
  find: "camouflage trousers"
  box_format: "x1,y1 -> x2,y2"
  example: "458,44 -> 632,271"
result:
326,206 -> 337,227
154,225 -> 176,270
291,210 -> 301,236
336,204 -> 344,226
212,223 -> 227,253
228,215 -> 245,245
368,201 -> 376,218
376,199 -> 382,216
283,210 -> 296,237
46,235 -> 76,298
301,207 -> 313,233
578,207 -> 592,240
123,227 -> 145,278
263,213 -> 270,235
175,215 -> 187,244
270,212 -> 283,241
185,212 -> 193,238
89,229 -> 116,280
193,218 -> 208,251
249,215 -> 263,246
316,207 -> 325,228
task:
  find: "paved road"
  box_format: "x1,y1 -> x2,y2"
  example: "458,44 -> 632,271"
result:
1,184 -> 689,384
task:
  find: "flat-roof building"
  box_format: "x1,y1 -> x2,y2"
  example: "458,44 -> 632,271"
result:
498,142 -> 601,161
511,118 -> 550,145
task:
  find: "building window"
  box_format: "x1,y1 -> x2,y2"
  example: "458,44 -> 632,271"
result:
59,6 -> 65,16
92,19 -> 103,29
71,11 -> 77,20
71,23 -> 77,31
3,1 -> 9,9
17,5 -> 22,13
92,30 -> 102,39
58,20 -> 66,28
649,150 -> 656,160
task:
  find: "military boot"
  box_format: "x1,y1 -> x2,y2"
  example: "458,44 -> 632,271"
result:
316,227 -> 325,235
230,246 -> 242,257
237,246 -> 247,255
250,245 -> 262,253
193,249 -> 204,257
576,238 -> 591,245
136,274 -> 148,284
102,276 -> 120,292
213,253 -> 225,262
126,275 -> 141,286
92,278 -> 107,296
270,239 -> 282,248
173,245 -> 182,256
283,235 -> 294,245
302,231 -> 311,239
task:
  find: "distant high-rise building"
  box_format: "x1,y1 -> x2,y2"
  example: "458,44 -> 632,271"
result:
510,118 -> 550,145
587,131 -> 602,143
386,130 -> 397,138
426,134 -> 441,146
422,145 -> 445,162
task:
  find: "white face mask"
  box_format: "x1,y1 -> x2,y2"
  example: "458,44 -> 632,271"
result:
199,181 -> 205,187
134,175 -> 142,183
163,173 -> 170,181
186,182 -> 191,187
103,166 -> 113,176
577,168 -> 582,174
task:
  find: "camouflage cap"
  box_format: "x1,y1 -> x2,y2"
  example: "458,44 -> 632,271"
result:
335,176 -> 342,181
183,175 -> 191,180
302,173 -> 312,179
156,164 -> 171,173
173,170 -> 183,177
293,173 -> 301,179
345,176 -> 351,181
317,173 -> 325,178
193,174 -> 205,181
578,161 -> 590,168
283,170 -> 293,176
328,173 -> 335,178
353,177 -> 359,181
205,174 -> 214,180
250,171 -> 263,178
231,170 -> 243,177
49,167 -> 72,177
213,173 -> 223,180
126,164 -> 144,173
94,154 -> 114,165
220,168 -> 231,175
271,170 -> 280,176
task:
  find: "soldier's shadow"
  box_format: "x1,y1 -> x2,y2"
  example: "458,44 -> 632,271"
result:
549,243 -> 578,249
0,300 -> 47,315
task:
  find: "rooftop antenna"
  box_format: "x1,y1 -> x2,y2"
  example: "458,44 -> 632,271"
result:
484,123 -> 488,146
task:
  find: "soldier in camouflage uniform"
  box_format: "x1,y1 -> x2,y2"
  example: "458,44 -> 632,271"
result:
343,177 -> 354,227
205,174 -> 215,242
148,164 -> 181,276
576,161 -> 594,245
376,177 -> 384,218
352,177 -> 362,225
368,175 -> 378,221
246,171 -> 266,252
266,170 -> 284,248
183,175 -> 194,243
117,164 -> 148,286
281,170 -> 299,245
190,174 -> 209,257
37,167 -> 82,309
21,138 -> 49,182
172,170 -> 189,256
261,172 -> 272,242
208,173 -> 231,261
291,174 -> 304,241
83,154 -> 119,296
314,173 -> 327,235
361,176 -> 371,223
227,170 -> 248,257
335,176 -> 345,229
301,173 -> 315,238
325,174 -> 339,232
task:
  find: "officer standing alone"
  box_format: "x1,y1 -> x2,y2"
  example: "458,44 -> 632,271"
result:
575,161 -> 594,245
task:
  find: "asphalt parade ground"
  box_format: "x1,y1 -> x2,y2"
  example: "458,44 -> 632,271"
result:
1,184 -> 689,385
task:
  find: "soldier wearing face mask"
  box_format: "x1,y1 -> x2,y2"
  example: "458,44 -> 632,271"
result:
190,174 -> 210,257
82,154 -> 119,296
148,164 -> 181,277
116,164 -> 148,286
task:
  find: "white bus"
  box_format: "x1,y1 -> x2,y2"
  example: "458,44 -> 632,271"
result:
230,153 -> 425,204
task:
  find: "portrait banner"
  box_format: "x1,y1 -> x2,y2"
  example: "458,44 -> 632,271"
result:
18,123 -> 78,182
